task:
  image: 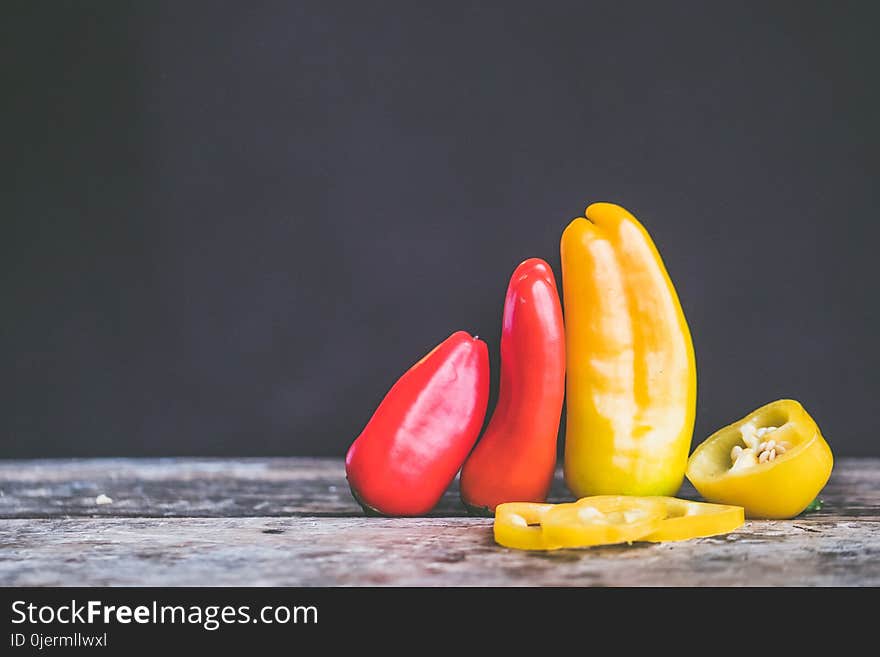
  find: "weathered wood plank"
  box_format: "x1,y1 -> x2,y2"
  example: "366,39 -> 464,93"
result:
0,458 -> 876,586
0,457 -> 574,518
0,457 -> 875,519
1,514 -> 877,586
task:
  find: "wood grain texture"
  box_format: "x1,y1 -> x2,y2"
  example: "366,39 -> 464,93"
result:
0,458 -> 877,586
0,457 -> 579,518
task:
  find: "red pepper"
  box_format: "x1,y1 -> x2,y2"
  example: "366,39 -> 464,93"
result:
460,258 -> 566,514
345,331 -> 490,516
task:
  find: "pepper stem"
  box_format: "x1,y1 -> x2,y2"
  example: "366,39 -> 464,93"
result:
462,498 -> 494,517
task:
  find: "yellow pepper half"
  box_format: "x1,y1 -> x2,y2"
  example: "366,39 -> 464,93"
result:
686,399 -> 833,519
560,203 -> 697,497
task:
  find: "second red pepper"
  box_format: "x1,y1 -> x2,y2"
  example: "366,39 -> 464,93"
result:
460,258 -> 566,514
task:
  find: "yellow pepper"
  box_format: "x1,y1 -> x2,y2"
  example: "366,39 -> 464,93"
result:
641,497 -> 744,542
560,203 -> 697,497
686,399 -> 833,519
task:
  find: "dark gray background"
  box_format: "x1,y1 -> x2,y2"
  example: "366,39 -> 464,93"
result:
3,1 -> 878,458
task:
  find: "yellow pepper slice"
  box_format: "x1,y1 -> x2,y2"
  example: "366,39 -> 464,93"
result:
493,502 -> 562,551
541,496 -> 667,548
494,496 -> 745,550
686,399 -> 833,519
560,203 -> 696,498
640,497 -> 744,542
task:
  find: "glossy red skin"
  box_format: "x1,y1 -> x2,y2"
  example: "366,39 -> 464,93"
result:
345,331 -> 489,516
460,259 -> 565,513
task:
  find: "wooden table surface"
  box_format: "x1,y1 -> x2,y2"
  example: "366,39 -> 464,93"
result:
1,457 -> 877,586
